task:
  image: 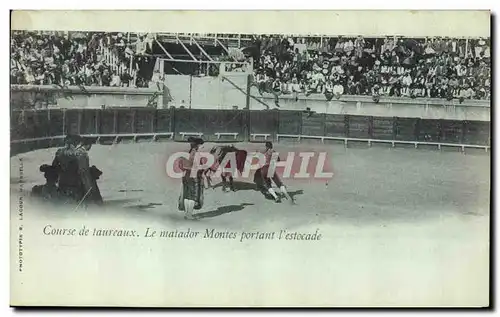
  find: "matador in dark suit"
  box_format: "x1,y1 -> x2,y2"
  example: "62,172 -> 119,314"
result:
52,134 -> 95,206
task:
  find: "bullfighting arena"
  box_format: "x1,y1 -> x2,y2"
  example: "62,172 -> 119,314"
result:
10,142 -> 491,307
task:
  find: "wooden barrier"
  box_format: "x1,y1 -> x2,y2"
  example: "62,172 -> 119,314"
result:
250,133 -> 271,141
11,135 -> 65,144
276,134 -> 490,152
10,108 -> 491,156
82,132 -> 174,144
215,132 -> 239,140
11,132 -> 490,157
179,132 -> 204,140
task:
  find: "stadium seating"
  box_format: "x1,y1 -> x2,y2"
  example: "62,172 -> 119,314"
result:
10,31 -> 140,87
252,35 -> 490,101
11,32 -> 490,102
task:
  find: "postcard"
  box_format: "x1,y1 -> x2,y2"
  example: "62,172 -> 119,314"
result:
10,10 -> 491,307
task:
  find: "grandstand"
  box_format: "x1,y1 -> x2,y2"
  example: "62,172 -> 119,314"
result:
8,11 -> 491,307
9,30 -> 492,152
10,31 -> 491,110
9,26 -> 492,306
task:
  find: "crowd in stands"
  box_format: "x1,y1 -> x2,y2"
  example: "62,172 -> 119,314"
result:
11,32 -> 491,102
252,35 -> 491,101
10,31 -> 155,88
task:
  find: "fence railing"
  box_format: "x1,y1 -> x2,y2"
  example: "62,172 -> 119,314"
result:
10,85 -> 163,110
10,108 -> 490,156
10,84 -> 491,124
101,46 -> 137,85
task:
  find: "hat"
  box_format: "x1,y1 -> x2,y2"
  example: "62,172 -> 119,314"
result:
187,137 -> 204,145
40,164 -> 54,173
39,164 -> 58,182
64,134 -> 81,146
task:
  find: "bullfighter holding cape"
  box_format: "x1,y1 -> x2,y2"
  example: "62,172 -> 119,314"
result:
76,138 -> 104,205
31,164 -> 60,201
51,134 -> 102,206
52,134 -> 87,203
178,137 -> 205,220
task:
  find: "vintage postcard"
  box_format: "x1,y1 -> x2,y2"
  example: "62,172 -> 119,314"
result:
10,10 -> 491,307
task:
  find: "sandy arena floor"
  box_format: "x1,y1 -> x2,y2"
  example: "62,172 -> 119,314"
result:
9,141 -> 491,307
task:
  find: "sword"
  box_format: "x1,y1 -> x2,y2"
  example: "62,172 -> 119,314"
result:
73,187 -> 93,212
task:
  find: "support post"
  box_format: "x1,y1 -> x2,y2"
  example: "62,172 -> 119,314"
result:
113,109 -> 118,134
176,35 -> 198,61
95,109 -> 100,135
191,36 -> 214,61
62,109 -> 66,135
132,109 -> 137,134
215,38 -> 239,62
155,38 -> 175,60
77,110 -> 82,135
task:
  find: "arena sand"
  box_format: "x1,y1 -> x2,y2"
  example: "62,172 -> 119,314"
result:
10,142 -> 490,307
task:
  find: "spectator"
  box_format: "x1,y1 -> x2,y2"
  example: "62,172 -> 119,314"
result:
249,34 -> 490,101
371,83 -> 381,103
10,31 -> 140,87
402,71 -> 412,97
354,36 -> 365,58
10,32 -> 491,103
149,70 -> 162,88
135,36 -> 147,55
110,71 -> 121,87
125,45 -> 135,60
25,69 -> 35,85
120,71 -> 133,87
332,81 -> 344,99
460,84 -> 475,100
290,75 -> 301,101
344,38 -> 354,56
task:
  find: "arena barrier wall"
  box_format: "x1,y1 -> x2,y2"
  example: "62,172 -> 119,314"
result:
161,76 -> 492,121
11,84 -> 490,122
10,85 -> 164,110
165,74 -> 249,110
252,94 -> 491,122
10,108 -> 490,156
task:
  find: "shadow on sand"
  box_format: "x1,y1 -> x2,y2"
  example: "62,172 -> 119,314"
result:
262,189 -> 305,201
211,181 -> 305,201
124,202 -> 163,210
102,198 -> 141,207
195,203 -> 255,219
211,181 -> 258,191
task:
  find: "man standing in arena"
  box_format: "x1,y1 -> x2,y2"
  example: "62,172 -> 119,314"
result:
178,137 -> 205,220
52,134 -> 87,203
75,138 -> 104,205
254,141 -> 295,204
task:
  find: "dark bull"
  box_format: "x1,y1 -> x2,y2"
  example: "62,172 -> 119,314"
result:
206,145 -> 248,192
